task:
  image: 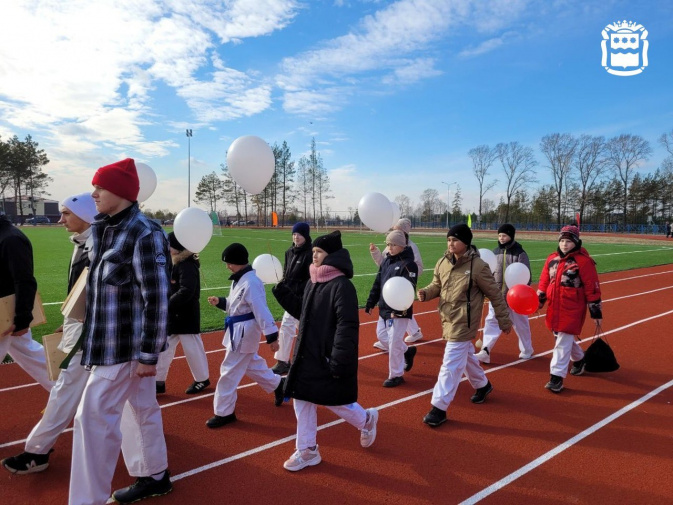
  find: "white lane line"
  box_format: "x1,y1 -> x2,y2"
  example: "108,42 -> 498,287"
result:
132,308 -> 673,484
458,378 -> 673,505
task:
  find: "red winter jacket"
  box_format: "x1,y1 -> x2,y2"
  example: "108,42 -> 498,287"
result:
538,247 -> 602,335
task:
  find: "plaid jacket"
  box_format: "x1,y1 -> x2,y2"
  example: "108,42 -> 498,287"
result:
80,204 -> 170,366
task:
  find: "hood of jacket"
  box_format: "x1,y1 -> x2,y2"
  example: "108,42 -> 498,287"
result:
321,247 -> 353,279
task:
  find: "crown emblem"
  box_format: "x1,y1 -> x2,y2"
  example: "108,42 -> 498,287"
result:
601,20 -> 648,76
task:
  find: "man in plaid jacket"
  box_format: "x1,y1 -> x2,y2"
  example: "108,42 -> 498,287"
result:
69,158 -> 172,505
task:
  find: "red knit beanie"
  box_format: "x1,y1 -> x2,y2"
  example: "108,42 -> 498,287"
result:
92,158 -> 140,202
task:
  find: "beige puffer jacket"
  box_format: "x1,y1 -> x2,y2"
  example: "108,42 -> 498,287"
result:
421,246 -> 512,342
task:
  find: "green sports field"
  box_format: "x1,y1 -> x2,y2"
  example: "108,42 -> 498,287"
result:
17,226 -> 673,343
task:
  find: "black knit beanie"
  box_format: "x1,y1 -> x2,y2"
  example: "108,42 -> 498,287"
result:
313,230 -> 342,254
447,224 -> 472,246
168,232 -> 186,252
222,243 -> 249,265
498,223 -> 516,241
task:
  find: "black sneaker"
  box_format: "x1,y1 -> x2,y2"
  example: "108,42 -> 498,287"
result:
206,413 -> 237,428
404,346 -> 417,372
383,376 -> 405,388
2,449 -> 53,474
185,379 -> 210,394
271,360 -> 291,375
422,406 -> 447,427
570,359 -> 586,376
155,381 -> 166,395
274,377 -> 285,406
470,381 -> 493,404
112,470 -> 172,504
545,374 -> 564,393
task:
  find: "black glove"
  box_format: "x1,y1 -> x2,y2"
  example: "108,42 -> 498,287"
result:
537,292 -> 547,310
365,305 -> 373,315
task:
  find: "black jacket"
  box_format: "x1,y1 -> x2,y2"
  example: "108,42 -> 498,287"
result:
271,239 -> 312,319
366,246 -> 418,319
0,215 -> 37,331
167,252 -> 201,335
283,248 -> 359,406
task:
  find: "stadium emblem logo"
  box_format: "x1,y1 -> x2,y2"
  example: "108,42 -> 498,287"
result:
601,20 -> 648,76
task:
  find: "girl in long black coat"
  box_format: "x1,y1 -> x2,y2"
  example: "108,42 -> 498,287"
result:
281,231 -> 379,472
155,232 -> 210,395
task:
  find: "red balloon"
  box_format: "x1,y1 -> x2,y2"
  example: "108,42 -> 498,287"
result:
506,284 -> 539,315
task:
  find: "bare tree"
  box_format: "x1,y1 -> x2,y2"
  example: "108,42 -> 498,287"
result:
272,141 -> 295,226
607,134 -> 652,226
221,164 -> 248,222
295,156 -> 310,221
573,135 -> 608,225
394,194 -> 412,217
495,142 -> 538,222
468,145 -> 497,221
659,129 -> 673,173
419,188 -> 440,220
540,133 -> 578,225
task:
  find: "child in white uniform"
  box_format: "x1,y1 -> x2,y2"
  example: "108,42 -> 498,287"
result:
206,243 -> 284,428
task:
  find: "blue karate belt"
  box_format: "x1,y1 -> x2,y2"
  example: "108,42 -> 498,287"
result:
224,312 -> 255,351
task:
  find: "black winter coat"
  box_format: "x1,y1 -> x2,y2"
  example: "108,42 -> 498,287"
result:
283,248 -> 359,406
167,252 -> 201,335
271,239 -> 312,319
365,246 -> 418,319
0,215 -> 37,331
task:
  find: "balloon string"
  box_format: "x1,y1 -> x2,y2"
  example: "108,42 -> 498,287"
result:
266,241 -> 282,283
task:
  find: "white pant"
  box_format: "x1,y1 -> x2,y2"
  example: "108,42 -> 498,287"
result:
376,318 -> 409,379
25,352 -> 88,454
0,329 -> 54,391
482,303 -> 533,355
156,333 -> 209,382
407,315 -> 420,336
293,398 -> 367,451
431,340 -> 488,411
550,332 -> 585,378
69,361 -> 168,505
213,351 -> 281,417
274,312 -> 298,363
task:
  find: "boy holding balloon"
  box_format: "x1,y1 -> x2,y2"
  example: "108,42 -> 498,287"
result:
417,224 -> 512,427
365,230 -> 419,387
475,224 -> 534,364
206,243 -> 285,428
537,225 -> 602,394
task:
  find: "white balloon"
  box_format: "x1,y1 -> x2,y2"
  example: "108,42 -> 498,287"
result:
390,202 -> 401,228
173,207 -> 213,253
226,135 -> 275,194
382,276 -> 415,311
358,192 -> 393,233
252,254 -> 283,284
135,162 -> 157,203
478,248 -> 497,274
504,262 -> 530,288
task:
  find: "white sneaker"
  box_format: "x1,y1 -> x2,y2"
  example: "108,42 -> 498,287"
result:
519,351 -> 534,360
360,408 -> 378,448
373,341 -> 388,351
404,331 -> 423,343
474,347 -> 490,364
283,446 -> 321,472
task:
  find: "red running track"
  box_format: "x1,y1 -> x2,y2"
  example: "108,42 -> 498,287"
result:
1,264 -> 672,505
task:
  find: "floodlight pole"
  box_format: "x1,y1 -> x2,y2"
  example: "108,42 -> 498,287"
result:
442,181 -> 456,229
186,129 -> 193,207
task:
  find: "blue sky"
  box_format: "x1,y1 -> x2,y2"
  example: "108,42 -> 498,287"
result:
1,0 -> 671,216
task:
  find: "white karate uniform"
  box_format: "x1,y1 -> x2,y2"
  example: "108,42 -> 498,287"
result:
293,398 -> 367,451
213,269 -> 281,417
274,311 -> 298,363
69,361 -> 167,505
0,329 -> 54,391
481,303 -> 534,356
550,331 -> 585,378
431,340 -> 488,411
156,333 -> 209,383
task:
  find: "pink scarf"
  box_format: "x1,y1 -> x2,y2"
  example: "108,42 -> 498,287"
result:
309,263 -> 344,283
